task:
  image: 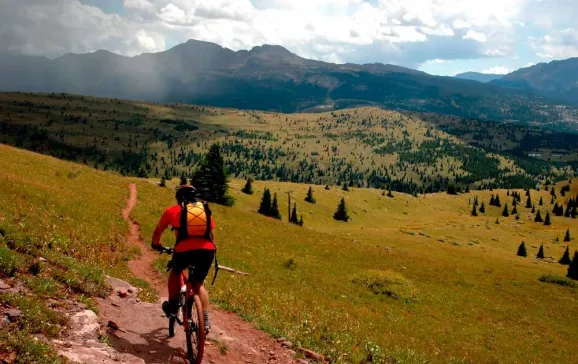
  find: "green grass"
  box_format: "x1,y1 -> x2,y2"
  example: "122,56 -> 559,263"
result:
539,274 -> 577,288
1,143 -> 577,363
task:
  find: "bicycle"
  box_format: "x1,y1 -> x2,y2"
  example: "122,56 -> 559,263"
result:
159,247 -> 206,364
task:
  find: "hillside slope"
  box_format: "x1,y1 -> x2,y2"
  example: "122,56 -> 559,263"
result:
454,72 -> 503,83
1,144 -> 578,363
0,40 -> 575,123
1,92 -> 576,196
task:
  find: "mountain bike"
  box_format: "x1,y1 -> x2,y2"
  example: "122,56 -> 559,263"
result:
160,247 -> 206,364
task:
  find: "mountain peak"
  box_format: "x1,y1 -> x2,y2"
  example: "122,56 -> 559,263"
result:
249,44 -> 294,57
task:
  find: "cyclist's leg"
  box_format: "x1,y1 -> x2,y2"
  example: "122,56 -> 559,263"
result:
189,249 -> 215,332
163,255 -> 185,316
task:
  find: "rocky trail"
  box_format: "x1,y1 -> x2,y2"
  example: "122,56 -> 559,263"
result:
88,183 -> 302,364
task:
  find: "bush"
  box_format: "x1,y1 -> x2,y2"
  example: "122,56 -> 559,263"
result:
539,274 -> 577,288
352,270 -> 417,301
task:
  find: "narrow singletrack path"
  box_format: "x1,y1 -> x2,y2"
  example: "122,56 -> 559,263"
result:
98,183 -> 299,364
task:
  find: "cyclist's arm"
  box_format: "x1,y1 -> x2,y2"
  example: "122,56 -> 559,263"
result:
151,210 -> 171,249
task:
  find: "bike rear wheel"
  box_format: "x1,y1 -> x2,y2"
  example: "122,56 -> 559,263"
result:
185,294 -> 205,364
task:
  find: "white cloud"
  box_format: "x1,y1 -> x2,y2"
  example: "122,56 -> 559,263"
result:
463,30 -> 487,42
124,0 -> 154,10
530,28 -> 578,59
481,66 -> 512,74
159,3 -> 188,24
452,19 -> 471,29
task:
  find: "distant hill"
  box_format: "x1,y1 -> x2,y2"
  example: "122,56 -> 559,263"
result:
0,39 -> 576,124
455,72 -> 503,83
492,58 -> 578,105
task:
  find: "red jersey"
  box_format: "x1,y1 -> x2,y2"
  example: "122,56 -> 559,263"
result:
152,204 -> 216,252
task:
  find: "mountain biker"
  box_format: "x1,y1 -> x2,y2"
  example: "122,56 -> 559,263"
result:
151,184 -> 216,335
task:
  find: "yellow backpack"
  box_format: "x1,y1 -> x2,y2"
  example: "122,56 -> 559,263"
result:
176,200 -> 213,243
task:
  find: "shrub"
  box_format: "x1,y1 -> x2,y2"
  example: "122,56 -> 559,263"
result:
352,270 -> 417,301
539,274 -> 577,288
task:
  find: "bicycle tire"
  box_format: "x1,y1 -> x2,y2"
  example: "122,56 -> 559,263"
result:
185,295 -> 205,364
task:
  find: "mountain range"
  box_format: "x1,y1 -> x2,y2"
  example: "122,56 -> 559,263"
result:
454,72 -> 503,83
0,39 -> 576,125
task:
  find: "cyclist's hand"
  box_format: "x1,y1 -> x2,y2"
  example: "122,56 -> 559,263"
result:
162,247 -> 174,255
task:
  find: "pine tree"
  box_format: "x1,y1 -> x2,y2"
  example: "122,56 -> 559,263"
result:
517,242 -> 528,257
511,205 -> 518,215
535,210 -> 543,223
193,143 -> 234,206
502,203 -> 510,217
572,206 -> 577,219
447,184 -> 457,195
507,190 -> 510,196
387,189 -> 394,198
531,205 -> 536,213
342,183 -> 350,192
490,195 -> 496,206
539,197 -> 543,206
160,176 -> 166,187
559,246 -> 572,265
512,197 -> 517,207
479,202 -> 486,213
333,198 -> 350,222
537,244 -> 545,259
495,195 -> 502,207
271,193 -> 281,220
525,195 -> 532,208
471,204 -> 478,217
298,216 -> 304,226
564,229 -> 571,242
241,178 -> 254,195
567,251 -> 578,280
290,203 -> 299,224
180,173 -> 187,185
305,186 -> 316,204
544,212 -> 552,226
258,188 -> 272,216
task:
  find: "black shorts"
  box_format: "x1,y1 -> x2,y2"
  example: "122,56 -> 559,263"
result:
171,249 -> 215,284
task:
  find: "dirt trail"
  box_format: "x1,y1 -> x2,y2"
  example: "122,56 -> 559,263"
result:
99,183 -> 300,364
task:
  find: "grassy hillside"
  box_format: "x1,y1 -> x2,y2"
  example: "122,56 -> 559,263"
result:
0,144 -> 156,362
1,144 -> 577,363
134,175 -> 578,363
0,92 -> 575,195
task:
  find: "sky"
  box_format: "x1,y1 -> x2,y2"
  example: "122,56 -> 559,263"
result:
0,0 -> 576,76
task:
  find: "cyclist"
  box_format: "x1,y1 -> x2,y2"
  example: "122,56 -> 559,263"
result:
151,185 -> 216,335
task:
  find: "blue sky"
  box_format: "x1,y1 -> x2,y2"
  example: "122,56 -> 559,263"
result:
2,0 -> 577,76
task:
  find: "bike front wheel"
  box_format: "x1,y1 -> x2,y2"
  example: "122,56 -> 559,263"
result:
185,294 -> 205,364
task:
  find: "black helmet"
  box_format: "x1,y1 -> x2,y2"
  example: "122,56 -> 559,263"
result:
175,185 -> 197,204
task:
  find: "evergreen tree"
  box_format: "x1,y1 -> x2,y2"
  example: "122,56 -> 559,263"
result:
544,212 -> 552,226
511,205 -> 518,215
271,193 -> 281,220
531,205 -> 536,213
490,195 -> 496,206
387,189 -> 394,198
539,197 -> 543,206
512,197 -> 517,207
564,229 -> 571,242
258,188 -> 272,216
567,251 -> 578,280
447,184 -> 457,195
479,202 -> 486,213
333,198 -> 350,222
342,183 -> 350,192
241,178 -> 254,195
515,214 -> 520,220
160,176 -> 166,187
537,244 -> 545,259
517,242 -> 528,257
572,206 -> 577,219
193,143 -> 234,206
502,203 -> 510,217
525,195 -> 532,208
565,205 -> 571,218
298,216 -> 304,226
495,195 -> 502,207
471,204 -> 478,217
305,186 -> 316,204
559,246 -> 572,265
290,203 -> 299,224
180,173 -> 187,185
535,210 -> 543,223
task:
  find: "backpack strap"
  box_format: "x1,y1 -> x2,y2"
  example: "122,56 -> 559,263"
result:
175,201 -> 189,245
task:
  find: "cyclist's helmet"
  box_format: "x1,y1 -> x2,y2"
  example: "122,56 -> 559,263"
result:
175,184 -> 197,204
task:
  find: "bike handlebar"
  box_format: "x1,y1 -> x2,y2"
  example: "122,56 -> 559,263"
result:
151,244 -> 174,255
